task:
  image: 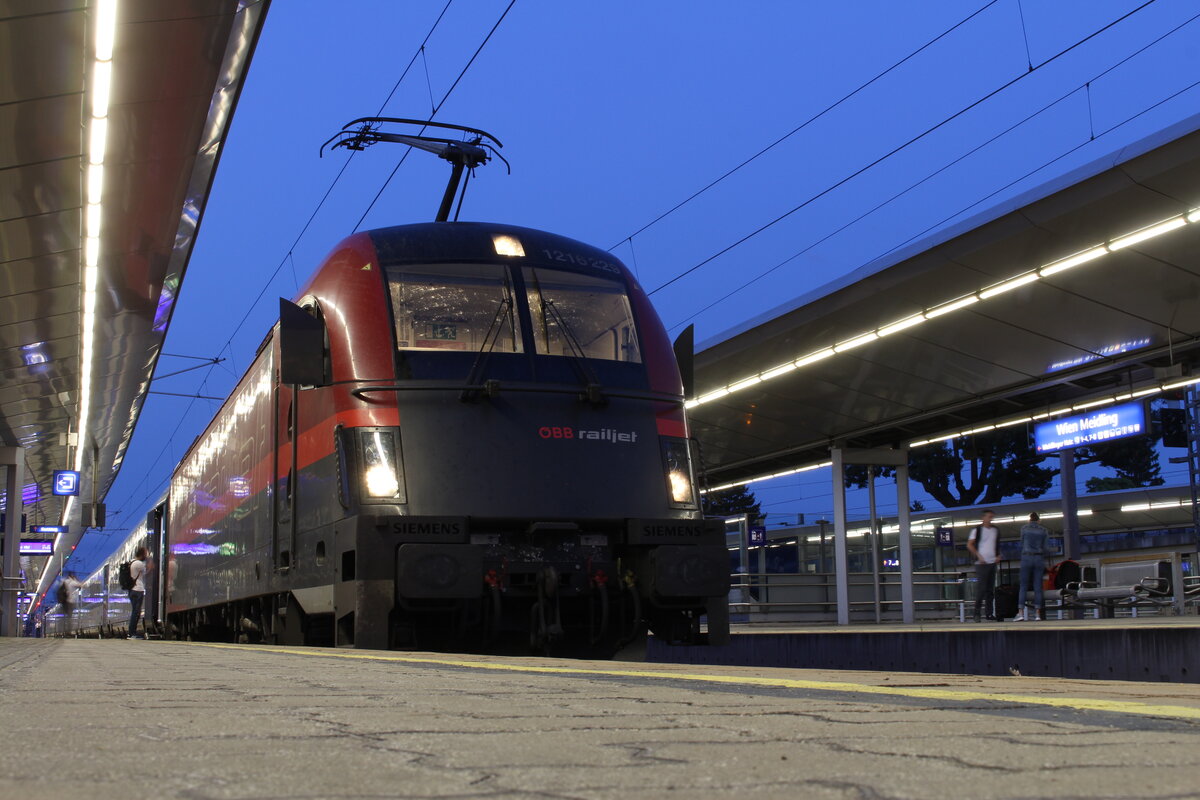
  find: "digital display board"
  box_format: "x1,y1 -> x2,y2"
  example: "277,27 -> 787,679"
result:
1034,401 -> 1147,454
19,540 -> 54,555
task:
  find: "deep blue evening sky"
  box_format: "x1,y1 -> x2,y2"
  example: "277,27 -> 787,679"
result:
72,0 -> 1200,569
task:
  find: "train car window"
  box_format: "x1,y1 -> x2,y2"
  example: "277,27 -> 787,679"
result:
523,267 -> 641,363
386,263 -> 523,354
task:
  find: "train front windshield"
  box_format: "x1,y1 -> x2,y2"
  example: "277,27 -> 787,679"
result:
385,262 -> 646,386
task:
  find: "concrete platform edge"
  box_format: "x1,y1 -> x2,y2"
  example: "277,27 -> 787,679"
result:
647,625 -> 1200,682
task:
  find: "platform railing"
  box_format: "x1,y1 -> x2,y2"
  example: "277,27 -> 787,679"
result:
727,570 -> 968,623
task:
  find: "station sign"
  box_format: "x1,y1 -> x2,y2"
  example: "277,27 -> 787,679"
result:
1033,401 -> 1147,455
52,470 -> 81,497
748,526 -> 766,546
19,540 -> 54,555
30,525 -> 67,534
936,527 -> 954,547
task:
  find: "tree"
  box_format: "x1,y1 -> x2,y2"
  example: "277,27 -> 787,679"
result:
702,485 -> 762,521
1083,435 -> 1164,492
846,422 -> 1164,507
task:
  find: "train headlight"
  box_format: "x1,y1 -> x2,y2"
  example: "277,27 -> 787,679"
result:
661,437 -> 697,508
668,469 -> 692,505
358,429 -> 405,502
364,464 -> 400,498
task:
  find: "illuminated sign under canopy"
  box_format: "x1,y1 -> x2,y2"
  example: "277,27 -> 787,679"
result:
19,540 -> 54,555
52,470 -> 81,497
1034,401 -> 1147,454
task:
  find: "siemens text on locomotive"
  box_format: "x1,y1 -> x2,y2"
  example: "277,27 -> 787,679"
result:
53,221 -> 730,653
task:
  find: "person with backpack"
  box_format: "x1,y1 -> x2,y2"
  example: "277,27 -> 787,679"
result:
967,509 -> 1001,622
1013,512 -> 1050,621
58,572 -> 83,635
126,546 -> 150,639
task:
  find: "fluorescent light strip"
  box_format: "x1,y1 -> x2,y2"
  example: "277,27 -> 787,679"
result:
978,271 -> 1039,299
833,331 -> 878,353
908,377 -> 1200,450
92,59 -> 112,116
795,348 -> 835,367
761,362 -> 797,381
686,211 -> 1196,410
38,0 -> 120,602
924,294 -> 979,318
700,461 -> 832,495
1039,246 -> 1107,277
1108,216 -> 1186,250
878,314 -> 925,336
709,379 -> 1200,511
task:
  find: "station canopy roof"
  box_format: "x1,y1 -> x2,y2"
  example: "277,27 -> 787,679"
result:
691,113 -> 1200,491
0,2 -> 268,565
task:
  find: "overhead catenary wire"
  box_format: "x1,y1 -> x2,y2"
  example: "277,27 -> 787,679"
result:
605,0 -> 1002,252
645,0 -> 1158,297
667,9 -> 1200,332
351,0 -> 518,233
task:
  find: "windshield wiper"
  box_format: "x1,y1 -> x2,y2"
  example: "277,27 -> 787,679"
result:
460,295 -> 514,402
544,298 -> 606,406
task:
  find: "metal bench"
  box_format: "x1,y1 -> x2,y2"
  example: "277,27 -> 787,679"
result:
1060,578 -> 1174,618
1016,580 -> 1176,619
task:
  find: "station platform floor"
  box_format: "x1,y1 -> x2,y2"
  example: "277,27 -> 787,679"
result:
3,638 -> 1200,799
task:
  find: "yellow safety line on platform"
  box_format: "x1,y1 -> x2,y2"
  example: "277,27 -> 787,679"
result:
184,642 -> 1200,721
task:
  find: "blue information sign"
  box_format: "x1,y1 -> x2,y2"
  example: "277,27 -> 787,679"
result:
936,527 -> 954,546
30,525 -> 68,534
52,470 -> 81,497
1033,401 -> 1147,455
748,526 -> 766,546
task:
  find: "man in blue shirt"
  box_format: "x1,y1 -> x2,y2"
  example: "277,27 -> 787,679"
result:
1014,512 -> 1050,621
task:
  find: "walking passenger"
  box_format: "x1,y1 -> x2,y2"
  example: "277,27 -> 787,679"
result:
967,510 -> 1001,622
58,572 -> 83,635
127,547 -> 149,639
1014,512 -> 1049,621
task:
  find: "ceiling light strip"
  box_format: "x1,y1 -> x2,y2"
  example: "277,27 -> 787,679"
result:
702,377 -> 1200,497
76,0 -> 117,477
686,210 -> 1200,411
904,376 -> 1200,450
37,0 -> 118,606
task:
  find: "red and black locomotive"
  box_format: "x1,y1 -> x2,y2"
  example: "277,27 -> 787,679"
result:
76,120 -> 729,653
156,219 -> 729,652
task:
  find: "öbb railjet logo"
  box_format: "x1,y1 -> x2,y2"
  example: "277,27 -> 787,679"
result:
538,426 -> 639,443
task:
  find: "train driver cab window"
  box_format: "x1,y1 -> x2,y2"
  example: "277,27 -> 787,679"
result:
386,263 -> 523,354
523,267 -> 641,363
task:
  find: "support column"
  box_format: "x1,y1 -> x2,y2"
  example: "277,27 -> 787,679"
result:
830,447 -> 909,627
1059,447 -> 1084,620
1171,552 -> 1186,616
1,447 -> 26,637
831,449 -> 850,625
867,468 -> 881,624
896,462 -> 914,623
1060,448 -> 1080,560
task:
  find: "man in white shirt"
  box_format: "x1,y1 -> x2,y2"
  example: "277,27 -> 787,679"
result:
127,546 -> 149,639
967,509 -> 1000,622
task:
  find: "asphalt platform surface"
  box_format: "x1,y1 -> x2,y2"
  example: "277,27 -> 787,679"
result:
3,637 -> 1199,799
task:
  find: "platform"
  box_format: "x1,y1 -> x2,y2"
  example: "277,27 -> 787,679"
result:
650,617 -> 1200,683
4,638 -> 1200,799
